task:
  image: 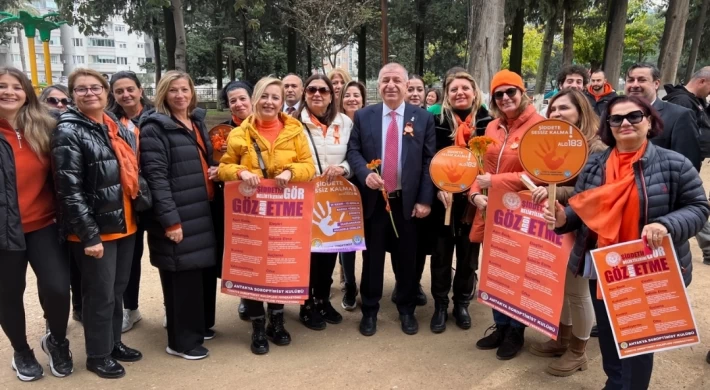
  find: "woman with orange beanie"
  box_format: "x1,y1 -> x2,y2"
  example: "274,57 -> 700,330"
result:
424,69 -> 491,334
470,69 -> 544,360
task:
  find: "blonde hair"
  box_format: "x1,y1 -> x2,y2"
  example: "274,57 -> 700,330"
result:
546,89 -> 600,141
488,87 -> 531,120
327,68 -> 353,85
0,67 -> 55,155
154,70 -> 197,115
251,77 -> 284,121
440,71 -> 483,139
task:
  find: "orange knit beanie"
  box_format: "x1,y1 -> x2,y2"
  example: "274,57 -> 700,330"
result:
490,70 -> 525,95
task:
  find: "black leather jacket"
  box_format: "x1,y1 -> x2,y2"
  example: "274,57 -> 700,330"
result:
0,132 -> 24,251
51,106 -> 137,247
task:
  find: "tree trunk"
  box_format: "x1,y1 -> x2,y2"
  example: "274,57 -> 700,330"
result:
16,27 -> 27,73
163,6 -> 176,70
602,0 -> 629,90
534,15 -> 557,95
509,6 -> 524,75
307,45 -> 312,75
466,0 -> 506,95
152,17 -> 162,83
241,10 -> 249,81
358,25 -> 367,83
170,0 -> 187,72
684,0 -> 708,81
287,0 -> 297,74
562,0 -> 574,67
414,0 -> 428,75
658,0 -> 690,85
215,41 -> 223,91
381,0 -> 389,66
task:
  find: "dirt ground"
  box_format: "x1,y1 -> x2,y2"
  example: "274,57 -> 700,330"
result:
2,117 -> 710,389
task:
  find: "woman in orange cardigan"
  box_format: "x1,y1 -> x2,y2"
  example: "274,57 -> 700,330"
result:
469,70 -> 544,361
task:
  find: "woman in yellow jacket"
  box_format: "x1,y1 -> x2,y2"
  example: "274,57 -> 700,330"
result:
218,76 -> 315,355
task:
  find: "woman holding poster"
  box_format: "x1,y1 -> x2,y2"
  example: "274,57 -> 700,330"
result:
528,89 -> 608,376
544,95 -> 709,389
218,76 -> 315,355
470,70 -> 544,360
295,74 -> 353,330
426,69 -> 491,334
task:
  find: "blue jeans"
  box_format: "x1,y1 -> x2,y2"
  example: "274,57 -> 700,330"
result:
492,309 -> 525,328
339,252 -> 356,286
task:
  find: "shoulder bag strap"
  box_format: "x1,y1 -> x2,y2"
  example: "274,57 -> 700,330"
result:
302,123 -> 323,174
251,138 -> 269,179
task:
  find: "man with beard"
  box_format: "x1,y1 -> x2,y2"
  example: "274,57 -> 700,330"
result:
586,69 -> 617,116
282,73 -> 303,115
347,62 -> 436,336
624,62 -> 701,171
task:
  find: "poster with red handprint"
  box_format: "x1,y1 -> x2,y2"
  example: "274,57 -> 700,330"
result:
518,119 -> 589,184
311,176 -> 366,253
429,146 -> 478,193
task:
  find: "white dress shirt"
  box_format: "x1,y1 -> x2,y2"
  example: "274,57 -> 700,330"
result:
381,102 -> 405,190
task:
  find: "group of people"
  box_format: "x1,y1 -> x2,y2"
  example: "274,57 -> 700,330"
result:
0,59 -> 709,390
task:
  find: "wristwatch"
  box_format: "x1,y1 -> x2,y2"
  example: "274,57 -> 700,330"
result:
470,192 -> 480,203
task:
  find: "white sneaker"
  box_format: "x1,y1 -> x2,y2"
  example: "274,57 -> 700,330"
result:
121,309 -> 142,333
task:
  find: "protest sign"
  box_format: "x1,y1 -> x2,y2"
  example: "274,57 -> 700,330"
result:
429,146 -> 477,224
220,179 -> 315,304
311,176 -> 366,253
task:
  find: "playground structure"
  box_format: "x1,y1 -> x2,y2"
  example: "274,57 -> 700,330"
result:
0,11 -> 66,88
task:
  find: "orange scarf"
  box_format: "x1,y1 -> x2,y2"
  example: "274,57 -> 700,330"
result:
568,141 -> 647,248
232,115 -> 243,127
454,112 -> 473,147
309,113 -> 329,137
103,114 -> 140,199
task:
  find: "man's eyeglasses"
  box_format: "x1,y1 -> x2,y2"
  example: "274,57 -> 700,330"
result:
493,88 -> 519,100
46,97 -> 72,106
74,86 -> 104,96
607,110 -> 646,127
305,86 -> 331,95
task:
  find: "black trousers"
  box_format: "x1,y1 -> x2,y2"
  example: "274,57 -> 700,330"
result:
69,248 -> 82,312
70,234 -> 135,358
309,252 -> 338,300
243,300 -> 284,318
160,268 -> 207,352
391,237 -> 426,284
361,196 -> 418,316
202,264 -> 218,330
430,235 -> 479,305
123,226 -> 145,310
0,224 -> 70,352
590,280 -> 653,390
339,251 -> 357,286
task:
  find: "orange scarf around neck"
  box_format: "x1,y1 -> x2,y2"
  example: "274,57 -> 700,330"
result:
102,114 -> 140,199
454,112 -> 474,147
568,141 -> 647,248
232,115 -> 244,126
309,113 -> 328,137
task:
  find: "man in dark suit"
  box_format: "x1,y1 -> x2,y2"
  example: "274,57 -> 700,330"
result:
347,63 -> 436,336
624,62 -> 701,171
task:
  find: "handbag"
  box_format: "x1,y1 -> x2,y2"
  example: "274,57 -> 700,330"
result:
134,174 -> 152,212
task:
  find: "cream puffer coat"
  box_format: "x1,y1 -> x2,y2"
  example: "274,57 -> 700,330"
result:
299,109 -> 353,177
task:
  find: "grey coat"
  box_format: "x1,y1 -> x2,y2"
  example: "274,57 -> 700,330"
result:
557,142 -> 710,286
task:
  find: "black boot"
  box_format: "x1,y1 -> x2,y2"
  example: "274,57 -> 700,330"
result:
452,303 -> 472,330
299,300 -> 326,330
266,311 -> 292,346
430,303 -> 448,334
86,357 -> 125,379
250,318 -> 269,355
496,327 -> 526,360
476,324 -> 508,350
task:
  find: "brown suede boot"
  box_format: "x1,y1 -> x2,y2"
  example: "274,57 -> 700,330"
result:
546,335 -> 589,376
529,323 -> 571,357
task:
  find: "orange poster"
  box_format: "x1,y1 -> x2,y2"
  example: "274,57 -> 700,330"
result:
591,236 -> 700,358
477,188 -> 575,339
311,176 -> 366,253
220,179 -> 315,304
429,146 -> 478,193
518,119 -> 588,184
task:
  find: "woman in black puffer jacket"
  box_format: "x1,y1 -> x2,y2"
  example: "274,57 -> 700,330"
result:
52,68 -> 143,379
545,95 -> 710,389
139,70 -> 218,361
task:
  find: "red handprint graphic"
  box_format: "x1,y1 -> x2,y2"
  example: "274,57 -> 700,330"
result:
443,160 -> 465,182
535,139 -> 570,170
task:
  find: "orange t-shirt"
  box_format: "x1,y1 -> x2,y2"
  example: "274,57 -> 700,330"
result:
0,120 -> 55,233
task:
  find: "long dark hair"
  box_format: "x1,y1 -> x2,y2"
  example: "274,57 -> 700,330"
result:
107,71 -> 152,119
295,74 -> 337,126
598,95 -> 663,148
339,80 -> 367,112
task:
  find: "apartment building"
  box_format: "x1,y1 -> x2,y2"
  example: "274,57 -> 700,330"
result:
0,0 -> 154,85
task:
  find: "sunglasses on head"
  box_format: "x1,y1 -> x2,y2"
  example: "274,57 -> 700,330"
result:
305,86 -> 331,95
493,87 -> 518,100
607,110 -> 646,127
46,97 -> 72,106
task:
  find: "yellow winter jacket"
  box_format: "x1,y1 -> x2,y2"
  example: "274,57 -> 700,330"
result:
218,112 -> 315,182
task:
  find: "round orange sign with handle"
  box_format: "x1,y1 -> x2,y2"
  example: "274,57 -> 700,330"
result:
209,124 -> 234,163
518,119 -> 589,184
429,146 -> 478,193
